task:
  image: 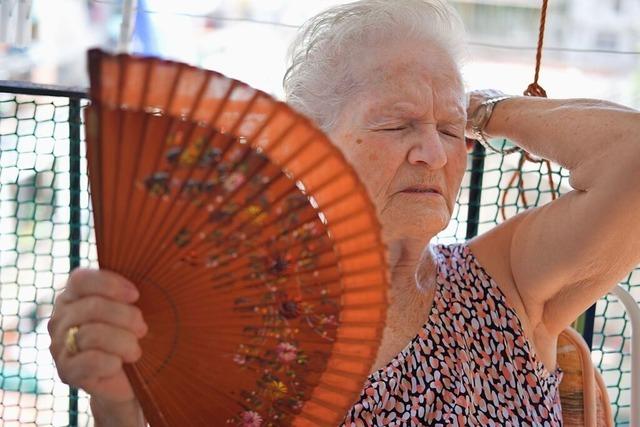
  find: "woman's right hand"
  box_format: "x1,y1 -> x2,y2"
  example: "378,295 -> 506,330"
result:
48,268 -> 148,423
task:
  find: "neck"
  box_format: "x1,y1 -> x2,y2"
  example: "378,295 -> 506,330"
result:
384,236 -> 438,305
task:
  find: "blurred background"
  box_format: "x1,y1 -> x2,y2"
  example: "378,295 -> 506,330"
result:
1,0 -> 639,426
1,0 -> 639,105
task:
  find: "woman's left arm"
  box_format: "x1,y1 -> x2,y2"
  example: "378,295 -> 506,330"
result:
479,94 -> 640,335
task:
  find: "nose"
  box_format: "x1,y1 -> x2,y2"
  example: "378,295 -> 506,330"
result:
407,127 -> 447,169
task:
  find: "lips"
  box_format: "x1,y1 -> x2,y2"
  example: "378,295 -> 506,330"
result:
400,186 -> 443,195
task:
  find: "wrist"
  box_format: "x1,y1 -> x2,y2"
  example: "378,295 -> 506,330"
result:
466,92 -> 523,155
482,96 -> 518,139
90,396 -> 145,427
468,94 -> 512,139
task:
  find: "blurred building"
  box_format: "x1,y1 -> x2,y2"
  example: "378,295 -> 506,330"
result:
452,0 -> 639,71
0,0 -> 638,101
561,0 -> 639,71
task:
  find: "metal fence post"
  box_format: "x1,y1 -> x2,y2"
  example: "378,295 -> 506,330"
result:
68,98 -> 82,427
466,142 -> 486,240
581,304 -> 596,349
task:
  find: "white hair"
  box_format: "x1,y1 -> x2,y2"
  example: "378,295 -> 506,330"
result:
283,0 -> 467,132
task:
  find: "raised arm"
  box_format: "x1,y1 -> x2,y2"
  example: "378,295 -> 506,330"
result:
472,92 -> 640,335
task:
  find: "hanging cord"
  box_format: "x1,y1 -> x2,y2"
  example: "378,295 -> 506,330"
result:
501,0 -> 557,220
524,0 -> 549,97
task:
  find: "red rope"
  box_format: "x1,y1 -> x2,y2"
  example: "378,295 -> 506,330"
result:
524,0 -> 549,97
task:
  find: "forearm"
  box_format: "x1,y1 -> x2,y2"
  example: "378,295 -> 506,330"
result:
90,397 -> 146,427
484,96 -> 640,189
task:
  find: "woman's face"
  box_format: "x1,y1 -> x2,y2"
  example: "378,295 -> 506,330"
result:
329,39 -> 468,241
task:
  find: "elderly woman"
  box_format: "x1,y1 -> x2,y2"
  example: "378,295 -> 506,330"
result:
48,0 -> 640,425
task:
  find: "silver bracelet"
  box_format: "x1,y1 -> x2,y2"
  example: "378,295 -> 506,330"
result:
469,95 -> 521,155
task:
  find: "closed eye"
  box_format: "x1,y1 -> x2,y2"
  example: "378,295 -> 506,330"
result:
378,126 -> 408,132
439,129 -> 461,138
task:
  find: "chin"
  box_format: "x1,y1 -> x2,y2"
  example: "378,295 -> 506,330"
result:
378,202 -> 451,239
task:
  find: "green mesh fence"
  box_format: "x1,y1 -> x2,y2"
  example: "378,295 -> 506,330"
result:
0,90 -> 94,426
0,87 -> 637,426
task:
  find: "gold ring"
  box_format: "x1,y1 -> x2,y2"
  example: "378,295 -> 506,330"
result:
65,326 -> 80,356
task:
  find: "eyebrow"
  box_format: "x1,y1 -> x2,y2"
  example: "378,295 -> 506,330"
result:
436,97 -> 466,122
365,102 -> 420,115
365,102 -> 465,124
442,107 -> 466,123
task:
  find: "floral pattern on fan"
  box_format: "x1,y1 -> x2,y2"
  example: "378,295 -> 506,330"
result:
223,288 -> 340,427
224,204 -> 340,425
138,127 -> 342,426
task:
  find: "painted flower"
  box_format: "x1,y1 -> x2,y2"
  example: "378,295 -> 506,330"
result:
223,172 -> 246,192
205,255 -> 219,268
198,147 -> 221,167
144,172 -> 170,196
165,146 -> 182,164
233,354 -> 247,365
177,138 -> 205,167
269,255 -> 289,275
276,342 -> 298,363
266,380 -> 288,398
239,410 -> 262,427
320,315 -> 337,326
246,205 -> 268,224
174,228 -> 191,247
278,299 -> 301,319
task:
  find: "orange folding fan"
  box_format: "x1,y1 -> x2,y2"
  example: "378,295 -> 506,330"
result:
84,49 -> 389,426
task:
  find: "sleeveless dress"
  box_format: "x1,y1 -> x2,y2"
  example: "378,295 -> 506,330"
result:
341,242 -> 564,426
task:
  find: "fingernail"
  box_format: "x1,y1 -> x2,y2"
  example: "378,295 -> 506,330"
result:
131,288 -> 140,299
138,321 -> 149,337
125,282 -> 139,298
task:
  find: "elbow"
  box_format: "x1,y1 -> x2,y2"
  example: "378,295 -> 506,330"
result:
569,135 -> 640,192
618,111 -> 640,147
